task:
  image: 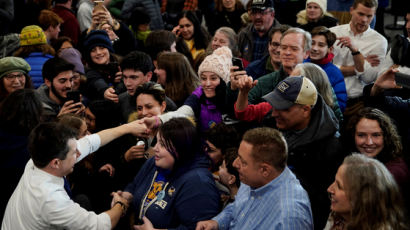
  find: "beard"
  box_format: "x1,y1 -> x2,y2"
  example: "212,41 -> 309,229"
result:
254,23 -> 266,33
50,83 -> 68,104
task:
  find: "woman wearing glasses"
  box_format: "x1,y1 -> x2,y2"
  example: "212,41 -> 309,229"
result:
0,57 -> 33,102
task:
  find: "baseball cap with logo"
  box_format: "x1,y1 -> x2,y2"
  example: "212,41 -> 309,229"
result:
251,0 -> 274,11
262,76 -> 317,110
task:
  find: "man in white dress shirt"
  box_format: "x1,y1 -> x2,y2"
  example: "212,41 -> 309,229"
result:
2,120 -> 147,230
330,0 -> 387,105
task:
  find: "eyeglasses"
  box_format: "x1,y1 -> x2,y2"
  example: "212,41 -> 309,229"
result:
4,73 -> 25,81
250,9 -> 271,16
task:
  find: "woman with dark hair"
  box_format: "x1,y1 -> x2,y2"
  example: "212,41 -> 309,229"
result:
50,36 -> 74,55
120,117 -> 220,229
117,82 -> 170,189
82,30 -> 125,102
204,123 -> 240,171
144,30 -> 177,66
155,51 -> 199,107
208,0 -> 245,34
172,11 -> 210,62
14,25 -> 55,88
148,46 -> 232,133
0,89 -> 43,219
218,147 -> 240,207
344,107 -> 410,193
76,100 -> 130,212
326,154 -> 408,230
0,57 -> 33,102
57,113 -> 89,139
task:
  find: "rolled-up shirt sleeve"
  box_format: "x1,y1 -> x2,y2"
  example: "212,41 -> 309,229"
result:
76,134 -> 101,162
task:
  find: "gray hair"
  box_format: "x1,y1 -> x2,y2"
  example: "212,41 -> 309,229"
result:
281,27 -> 312,52
214,27 -> 239,54
294,63 -> 334,107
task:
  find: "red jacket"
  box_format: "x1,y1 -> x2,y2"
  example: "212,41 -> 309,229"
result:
234,102 -> 272,123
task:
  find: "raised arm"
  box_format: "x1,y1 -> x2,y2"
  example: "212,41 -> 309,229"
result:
235,76 -> 258,111
97,119 -> 148,146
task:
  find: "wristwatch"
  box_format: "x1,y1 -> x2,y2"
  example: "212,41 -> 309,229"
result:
115,201 -> 127,216
351,50 -> 361,56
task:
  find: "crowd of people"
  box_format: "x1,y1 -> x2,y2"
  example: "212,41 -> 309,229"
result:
1,0 -> 410,229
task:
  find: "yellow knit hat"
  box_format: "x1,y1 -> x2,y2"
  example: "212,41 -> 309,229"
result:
20,25 -> 47,46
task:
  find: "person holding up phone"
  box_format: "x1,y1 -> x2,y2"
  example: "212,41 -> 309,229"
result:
77,0 -> 109,32
36,57 -> 85,121
87,3 -> 138,56
82,30 -> 125,103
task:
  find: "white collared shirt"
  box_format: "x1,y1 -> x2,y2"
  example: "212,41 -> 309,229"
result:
2,134 -> 110,230
330,23 -> 388,98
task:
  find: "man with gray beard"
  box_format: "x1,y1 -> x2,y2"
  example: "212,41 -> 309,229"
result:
237,0 -> 281,62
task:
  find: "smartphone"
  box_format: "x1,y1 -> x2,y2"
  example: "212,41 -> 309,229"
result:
93,0 -> 105,11
66,91 -> 81,103
395,72 -> 410,89
232,57 -> 244,71
107,62 -> 120,83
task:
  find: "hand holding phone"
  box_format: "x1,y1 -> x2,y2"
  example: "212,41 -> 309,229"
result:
232,57 -> 244,71
66,91 -> 81,103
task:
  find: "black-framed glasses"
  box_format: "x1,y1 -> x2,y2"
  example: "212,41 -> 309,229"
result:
4,73 -> 25,81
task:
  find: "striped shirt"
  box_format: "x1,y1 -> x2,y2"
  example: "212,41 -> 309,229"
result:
213,167 -> 313,230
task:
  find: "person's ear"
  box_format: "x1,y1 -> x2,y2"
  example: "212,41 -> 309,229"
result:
45,78 -> 52,88
160,101 -> 166,113
329,46 -> 334,53
303,50 -> 310,59
259,163 -> 272,178
301,105 -> 312,117
49,158 -> 61,169
228,174 -> 236,186
145,71 -> 153,82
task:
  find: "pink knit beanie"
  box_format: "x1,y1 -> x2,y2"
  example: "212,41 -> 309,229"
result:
198,46 -> 232,83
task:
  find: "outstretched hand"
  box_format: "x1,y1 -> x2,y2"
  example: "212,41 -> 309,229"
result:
142,116 -> 161,135
126,119 -> 149,137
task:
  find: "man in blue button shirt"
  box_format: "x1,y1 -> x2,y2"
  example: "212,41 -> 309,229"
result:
196,127 -> 313,230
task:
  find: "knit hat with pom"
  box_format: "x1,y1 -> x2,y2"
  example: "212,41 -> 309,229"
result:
198,46 -> 232,83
